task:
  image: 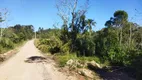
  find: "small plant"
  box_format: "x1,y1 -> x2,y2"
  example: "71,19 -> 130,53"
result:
56,55 -> 69,67
38,45 -> 49,53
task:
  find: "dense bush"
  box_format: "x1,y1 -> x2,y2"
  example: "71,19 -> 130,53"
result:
38,45 -> 50,53
0,38 -> 14,49
76,33 -> 95,57
36,36 -> 62,54
0,45 -> 3,54
0,24 -> 34,54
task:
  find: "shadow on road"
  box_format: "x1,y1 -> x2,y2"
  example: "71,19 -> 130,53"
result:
24,56 -> 47,63
88,66 -> 135,80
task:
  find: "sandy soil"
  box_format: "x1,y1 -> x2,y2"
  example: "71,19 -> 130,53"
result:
0,40 -> 77,80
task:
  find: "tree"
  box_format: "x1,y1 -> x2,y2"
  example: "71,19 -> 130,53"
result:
0,13 -> 4,22
0,11 -> 4,39
0,8 -> 8,39
56,0 -> 89,28
86,19 -> 96,35
105,10 -> 128,45
114,10 -> 128,45
56,0 -> 91,51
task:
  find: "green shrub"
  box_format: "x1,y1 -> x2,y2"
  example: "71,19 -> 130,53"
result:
107,47 -> 127,65
39,39 -> 50,45
55,54 -> 77,67
34,39 -> 40,47
38,45 -> 49,53
49,47 -> 60,54
0,38 -> 14,49
0,45 -> 3,54
56,55 -> 69,67
38,38 -> 62,54
60,40 -> 71,53
78,56 -> 101,64
10,33 -> 20,43
76,33 -> 95,57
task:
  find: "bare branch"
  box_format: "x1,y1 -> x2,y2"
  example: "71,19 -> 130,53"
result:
0,8 -> 9,38
56,0 -> 90,28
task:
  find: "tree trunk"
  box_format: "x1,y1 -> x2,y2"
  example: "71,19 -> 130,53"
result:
129,23 -> 132,47
71,13 -> 75,31
120,27 -> 122,46
0,28 -> 2,39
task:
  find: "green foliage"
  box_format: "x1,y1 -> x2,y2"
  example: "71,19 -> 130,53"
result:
76,33 -> 95,56
114,10 -> 128,21
60,40 -> 71,54
38,45 -> 50,53
35,9 -> 142,79
0,38 -> 14,49
0,45 -> 4,54
36,32 -> 62,54
0,24 -> 34,54
34,39 -> 40,47
78,56 -> 101,64
55,54 -> 77,67
55,55 -> 69,67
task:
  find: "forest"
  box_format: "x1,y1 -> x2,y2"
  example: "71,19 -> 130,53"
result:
35,0 -> 142,80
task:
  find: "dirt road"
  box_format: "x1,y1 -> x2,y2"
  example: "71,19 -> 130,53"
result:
0,40 -> 76,80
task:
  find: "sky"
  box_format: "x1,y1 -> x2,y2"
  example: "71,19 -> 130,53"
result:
0,0 -> 142,31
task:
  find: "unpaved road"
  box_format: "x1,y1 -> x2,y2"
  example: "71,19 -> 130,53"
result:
0,40 -> 76,80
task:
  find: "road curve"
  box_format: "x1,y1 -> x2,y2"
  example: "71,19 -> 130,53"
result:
0,40 -> 76,80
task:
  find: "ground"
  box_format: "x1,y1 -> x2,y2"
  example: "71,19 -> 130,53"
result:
0,40 -> 77,80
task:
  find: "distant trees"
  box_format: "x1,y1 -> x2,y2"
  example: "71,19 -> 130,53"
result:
12,24 -> 34,40
0,24 -> 34,54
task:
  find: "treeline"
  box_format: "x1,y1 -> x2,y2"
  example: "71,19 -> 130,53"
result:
36,10 -> 142,65
36,12 -> 142,79
0,24 -> 34,54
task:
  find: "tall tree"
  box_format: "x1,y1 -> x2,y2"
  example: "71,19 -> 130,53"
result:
56,0 -> 90,51
114,10 -> 128,45
105,10 -> 128,45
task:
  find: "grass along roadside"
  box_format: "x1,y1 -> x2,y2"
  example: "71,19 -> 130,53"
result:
34,39 -> 134,80
34,39 -> 133,80
34,39 -> 109,66
34,39 -> 106,79
0,40 -> 27,63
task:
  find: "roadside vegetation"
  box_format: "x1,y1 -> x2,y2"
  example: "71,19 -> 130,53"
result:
0,0 -> 142,80
0,11 -> 34,61
0,24 -> 34,54
35,0 -> 142,79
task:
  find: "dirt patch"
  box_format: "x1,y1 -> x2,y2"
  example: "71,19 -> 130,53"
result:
58,67 -> 85,80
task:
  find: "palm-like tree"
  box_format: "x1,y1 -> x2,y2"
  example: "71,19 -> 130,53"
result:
86,19 -> 96,35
